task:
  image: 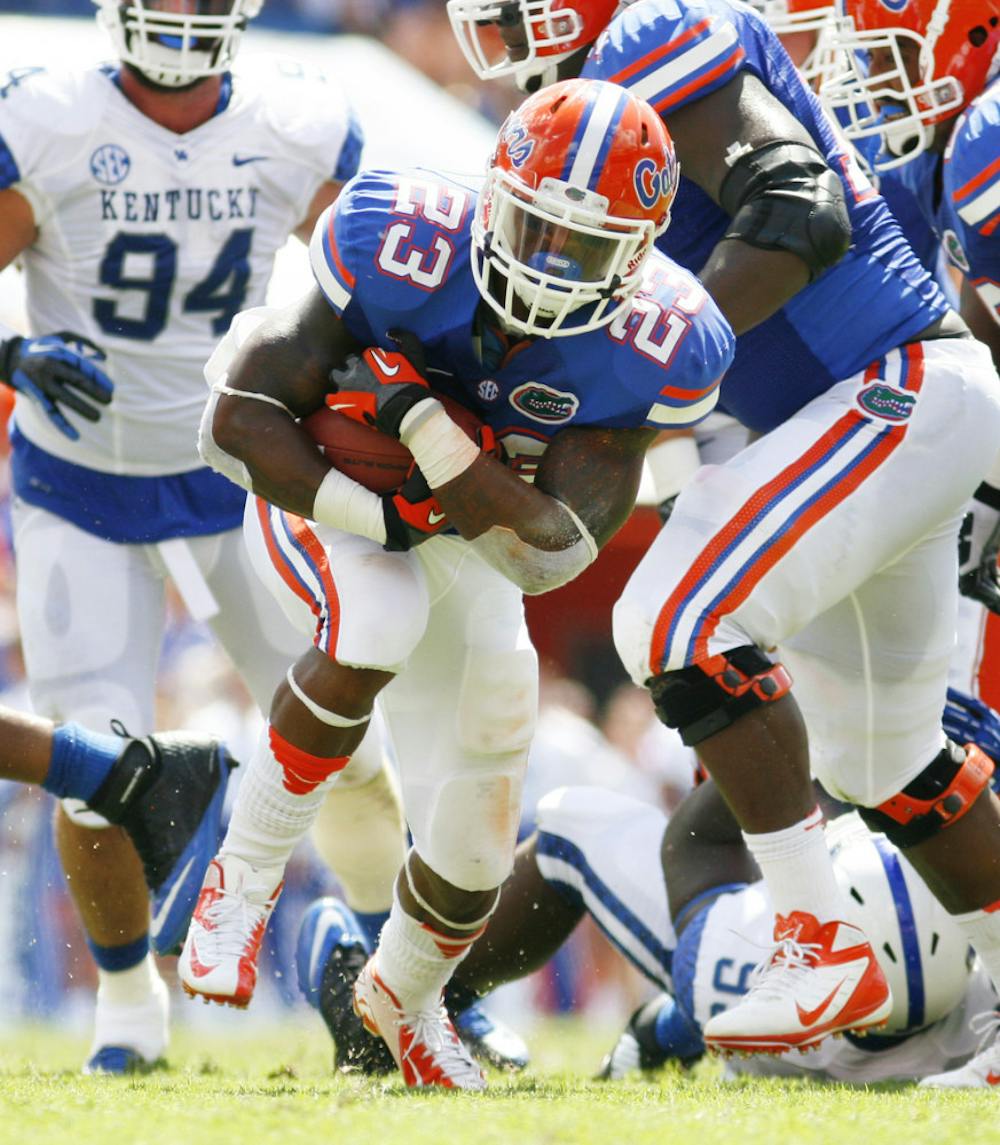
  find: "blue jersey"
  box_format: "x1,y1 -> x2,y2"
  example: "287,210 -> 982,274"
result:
580,0 -> 949,433
309,169 -> 735,479
890,79 -> 1000,327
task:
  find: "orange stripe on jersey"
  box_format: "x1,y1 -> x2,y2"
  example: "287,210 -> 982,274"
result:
326,210 -> 356,288
652,47 -> 745,113
953,154 -> 1000,203
256,497 -> 321,625
659,376 -> 721,401
283,511 -> 342,655
608,18 -> 711,85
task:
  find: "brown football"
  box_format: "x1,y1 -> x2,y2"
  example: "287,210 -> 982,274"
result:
301,394 -> 487,495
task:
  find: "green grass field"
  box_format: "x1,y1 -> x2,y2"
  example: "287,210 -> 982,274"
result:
0,1019 -> 996,1145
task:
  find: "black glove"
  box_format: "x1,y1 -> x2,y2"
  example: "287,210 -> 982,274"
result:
958,483 -> 1000,615
327,329 -> 434,439
381,464 -> 450,552
0,330 -> 113,440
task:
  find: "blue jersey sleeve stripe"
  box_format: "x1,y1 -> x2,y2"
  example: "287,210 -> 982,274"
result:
651,43 -> 744,114
0,132 -> 21,189
626,22 -> 742,113
333,105 -> 364,183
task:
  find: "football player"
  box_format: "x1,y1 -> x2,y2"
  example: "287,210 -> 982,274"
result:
182,77 -> 734,1090
816,0 -> 1000,1086
0,0 -> 410,1073
447,0 -> 1000,1056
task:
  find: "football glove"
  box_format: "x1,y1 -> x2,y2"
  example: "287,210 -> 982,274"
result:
382,465 -> 450,552
0,331 -> 113,440
958,483 -> 1000,615
327,329 -> 434,439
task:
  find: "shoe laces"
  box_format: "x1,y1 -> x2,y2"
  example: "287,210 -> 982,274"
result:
744,935 -> 823,1001
197,886 -> 269,960
968,1009 -> 1000,1062
400,1006 -> 482,1085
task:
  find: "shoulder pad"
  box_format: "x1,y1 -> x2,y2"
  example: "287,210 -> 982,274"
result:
233,53 -> 362,181
0,66 -> 111,185
584,0 -> 745,115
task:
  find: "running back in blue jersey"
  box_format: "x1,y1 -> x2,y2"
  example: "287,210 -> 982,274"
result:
309,167 -> 735,477
580,0 -> 949,432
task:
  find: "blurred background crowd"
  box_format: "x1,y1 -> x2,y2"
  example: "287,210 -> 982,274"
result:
0,0 -> 697,1044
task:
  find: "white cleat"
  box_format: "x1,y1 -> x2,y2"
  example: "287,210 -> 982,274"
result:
703,910 -> 892,1054
177,853 -> 284,1008
920,1011 -> 1000,1088
84,972 -> 170,1075
353,959 -> 486,1090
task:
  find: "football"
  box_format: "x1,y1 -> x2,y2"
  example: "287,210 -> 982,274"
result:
301,394 -> 488,495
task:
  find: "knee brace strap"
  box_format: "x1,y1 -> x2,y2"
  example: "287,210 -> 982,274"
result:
285,667 -> 371,728
648,646 -> 793,746
859,743 -> 995,849
403,849 -> 499,934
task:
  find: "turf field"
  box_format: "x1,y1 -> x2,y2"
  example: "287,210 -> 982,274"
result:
0,1018 -> 995,1145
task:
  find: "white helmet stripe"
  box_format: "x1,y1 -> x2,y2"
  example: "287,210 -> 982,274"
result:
567,83 -> 628,191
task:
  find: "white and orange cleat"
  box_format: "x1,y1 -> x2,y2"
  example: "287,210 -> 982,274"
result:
920,1011 -> 1000,1088
702,910 -> 892,1055
353,959 -> 486,1090
177,854 -> 284,1008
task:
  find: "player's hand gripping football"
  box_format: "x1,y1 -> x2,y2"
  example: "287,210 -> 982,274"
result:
959,485 -> 1000,615
327,329 -> 435,438
0,330 -> 113,440
382,464 -> 450,552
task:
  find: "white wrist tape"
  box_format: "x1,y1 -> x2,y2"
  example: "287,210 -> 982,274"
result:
646,434 -> 701,503
312,467 -> 388,545
399,401 -> 481,489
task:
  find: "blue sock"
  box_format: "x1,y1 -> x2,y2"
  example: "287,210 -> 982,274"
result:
87,932 -> 150,973
354,909 -> 390,951
42,723 -> 121,802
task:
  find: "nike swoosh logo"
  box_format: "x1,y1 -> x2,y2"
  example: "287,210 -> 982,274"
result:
369,349 -> 400,377
151,854 -> 196,938
232,155 -> 268,167
796,978 -> 848,1027
427,509 -> 446,526
186,937 -> 219,979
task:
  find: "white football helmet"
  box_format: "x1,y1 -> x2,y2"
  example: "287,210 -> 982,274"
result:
828,813 -> 972,1034
94,0 -> 263,88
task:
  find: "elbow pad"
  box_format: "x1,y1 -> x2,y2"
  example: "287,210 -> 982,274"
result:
719,140 -> 851,281
471,501 -> 598,596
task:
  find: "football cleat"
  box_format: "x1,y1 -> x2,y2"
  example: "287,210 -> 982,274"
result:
453,1002 -> 530,1072
177,853 -> 284,1008
87,727 -> 236,956
84,973 -> 169,1076
597,993 -> 704,1080
295,897 -> 396,1075
702,911 -> 892,1054
920,1010 -> 1000,1088
353,959 -> 487,1090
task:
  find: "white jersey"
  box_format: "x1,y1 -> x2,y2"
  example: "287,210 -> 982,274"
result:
0,55 -> 359,475
535,786 -> 996,1084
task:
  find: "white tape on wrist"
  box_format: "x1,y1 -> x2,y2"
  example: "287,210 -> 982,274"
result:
645,434 -> 701,503
400,402 -> 481,489
313,468 -> 388,544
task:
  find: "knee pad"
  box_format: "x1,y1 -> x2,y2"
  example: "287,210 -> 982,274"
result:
858,741 -> 995,848
648,646 -> 793,746
412,752 -> 527,892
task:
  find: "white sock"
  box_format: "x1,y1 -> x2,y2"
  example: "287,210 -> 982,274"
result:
743,806 -> 847,923
953,901 -> 1000,993
373,890 -> 485,1013
96,953 -> 161,1008
223,723 -> 346,869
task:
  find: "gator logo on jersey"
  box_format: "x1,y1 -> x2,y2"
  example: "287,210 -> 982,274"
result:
857,383 -> 916,422
942,229 -> 970,273
90,144 -> 131,186
510,381 -> 580,424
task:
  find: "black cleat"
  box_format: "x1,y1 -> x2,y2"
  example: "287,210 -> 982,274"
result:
87,725 -> 236,956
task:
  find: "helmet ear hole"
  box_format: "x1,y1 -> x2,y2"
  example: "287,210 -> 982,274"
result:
969,25 -> 988,46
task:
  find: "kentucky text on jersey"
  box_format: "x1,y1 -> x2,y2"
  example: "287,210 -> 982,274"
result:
99,186 -> 260,223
